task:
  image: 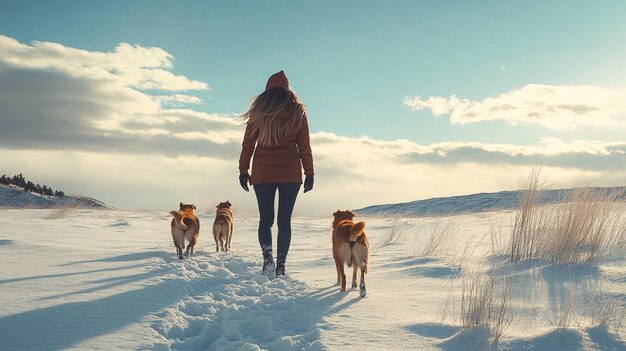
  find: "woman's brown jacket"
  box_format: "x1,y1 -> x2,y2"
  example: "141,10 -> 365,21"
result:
239,112 -> 314,185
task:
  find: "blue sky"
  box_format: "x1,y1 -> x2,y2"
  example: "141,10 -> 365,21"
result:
1,1 -> 625,214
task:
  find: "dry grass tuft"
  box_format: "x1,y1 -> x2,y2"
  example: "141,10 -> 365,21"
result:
44,198 -> 85,219
459,268 -> 513,346
413,221 -> 457,257
510,167 -> 549,262
545,188 -> 626,264
380,218 -> 402,246
510,168 -> 626,264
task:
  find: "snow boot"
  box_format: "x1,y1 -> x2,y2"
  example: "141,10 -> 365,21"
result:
275,262 -> 286,277
262,253 -> 275,277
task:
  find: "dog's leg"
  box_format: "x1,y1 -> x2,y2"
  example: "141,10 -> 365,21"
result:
359,264 -> 367,297
172,229 -> 185,259
214,223 -> 224,252
228,222 -> 233,250
185,234 -> 198,258
213,226 -> 218,252
351,259 -> 358,288
228,223 -> 235,249
338,261 -> 347,292
217,234 -> 224,252
334,257 -> 342,286
221,230 -> 226,252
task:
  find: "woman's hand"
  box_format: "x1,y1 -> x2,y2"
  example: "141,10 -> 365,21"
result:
239,173 -> 250,192
303,175 -> 314,193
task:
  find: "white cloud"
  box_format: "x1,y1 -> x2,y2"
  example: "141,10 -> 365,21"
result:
311,132 -> 625,163
0,35 -> 238,157
425,137 -> 625,158
0,35 -> 208,91
154,94 -> 203,106
404,84 -> 626,130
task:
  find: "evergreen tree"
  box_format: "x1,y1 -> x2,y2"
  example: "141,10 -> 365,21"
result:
13,173 -> 26,188
3,173 -> 66,197
45,186 -> 54,196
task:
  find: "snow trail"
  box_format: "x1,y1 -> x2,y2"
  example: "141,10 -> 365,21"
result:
148,252 -> 329,351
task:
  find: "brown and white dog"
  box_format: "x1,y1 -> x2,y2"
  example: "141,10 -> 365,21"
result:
170,202 -> 200,259
212,201 -> 234,252
332,210 -> 370,297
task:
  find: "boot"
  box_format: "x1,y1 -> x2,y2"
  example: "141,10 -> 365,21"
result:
275,261 -> 286,276
262,253 -> 275,277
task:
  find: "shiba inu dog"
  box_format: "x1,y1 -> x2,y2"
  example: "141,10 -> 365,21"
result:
170,202 -> 200,259
213,201 -> 234,252
332,210 -> 369,297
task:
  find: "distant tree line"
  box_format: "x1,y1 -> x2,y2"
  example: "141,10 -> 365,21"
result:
0,173 -> 65,197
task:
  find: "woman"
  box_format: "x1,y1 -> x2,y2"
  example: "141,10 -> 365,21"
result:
239,70 -> 314,277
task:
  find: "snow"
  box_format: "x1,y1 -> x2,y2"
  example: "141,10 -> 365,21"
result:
0,206 -> 624,350
0,183 -> 113,209
356,187 -> 626,217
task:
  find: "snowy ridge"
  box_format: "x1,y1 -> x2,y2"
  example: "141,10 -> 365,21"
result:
356,187 -> 626,217
0,183 -> 113,209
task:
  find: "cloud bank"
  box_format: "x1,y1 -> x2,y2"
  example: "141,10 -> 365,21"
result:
404,84 -> 626,130
0,35 -> 207,90
1,35 -> 624,213
0,35 -> 240,158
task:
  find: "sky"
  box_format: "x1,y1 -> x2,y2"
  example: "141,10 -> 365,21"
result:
0,0 -> 625,215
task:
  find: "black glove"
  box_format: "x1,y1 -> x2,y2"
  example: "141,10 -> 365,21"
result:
239,173 -> 250,192
303,175 -> 314,193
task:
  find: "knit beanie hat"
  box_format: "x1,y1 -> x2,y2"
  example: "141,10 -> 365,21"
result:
265,70 -> 289,91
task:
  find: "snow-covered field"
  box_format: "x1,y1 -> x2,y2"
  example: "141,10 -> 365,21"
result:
0,207 -> 624,350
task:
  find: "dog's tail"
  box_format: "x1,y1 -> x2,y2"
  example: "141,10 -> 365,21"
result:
170,211 -> 186,228
351,221 -> 366,237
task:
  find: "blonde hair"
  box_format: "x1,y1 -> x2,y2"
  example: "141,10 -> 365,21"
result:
241,88 -> 307,147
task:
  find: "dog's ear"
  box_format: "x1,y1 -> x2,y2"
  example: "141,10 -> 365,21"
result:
227,200 -> 231,207
179,202 -> 183,208
348,210 -> 355,218
192,204 -> 196,210
333,210 -> 339,216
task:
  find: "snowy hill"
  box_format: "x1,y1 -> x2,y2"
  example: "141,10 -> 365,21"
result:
0,183 -> 113,209
356,186 -> 626,217
0,208 -> 624,350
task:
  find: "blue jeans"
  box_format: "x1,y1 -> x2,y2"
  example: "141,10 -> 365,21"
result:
253,183 -> 300,264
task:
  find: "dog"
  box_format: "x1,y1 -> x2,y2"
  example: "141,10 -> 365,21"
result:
170,202 -> 200,259
212,201 -> 234,252
332,210 -> 370,297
